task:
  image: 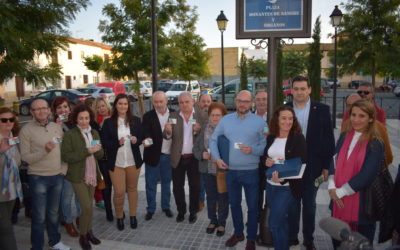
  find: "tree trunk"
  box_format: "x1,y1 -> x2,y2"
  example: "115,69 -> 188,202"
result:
371,58 -> 376,87
134,71 -> 145,117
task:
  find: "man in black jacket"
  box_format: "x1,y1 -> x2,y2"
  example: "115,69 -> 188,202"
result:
142,91 -> 174,220
286,76 -> 335,250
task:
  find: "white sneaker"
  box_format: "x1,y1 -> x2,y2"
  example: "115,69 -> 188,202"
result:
50,241 -> 71,250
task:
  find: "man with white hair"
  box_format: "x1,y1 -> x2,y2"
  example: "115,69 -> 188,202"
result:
164,92 -> 207,224
142,91 -> 175,221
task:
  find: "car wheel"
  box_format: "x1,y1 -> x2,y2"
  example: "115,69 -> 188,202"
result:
20,104 -> 30,116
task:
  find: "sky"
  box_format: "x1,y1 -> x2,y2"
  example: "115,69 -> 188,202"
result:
69,0 -> 343,48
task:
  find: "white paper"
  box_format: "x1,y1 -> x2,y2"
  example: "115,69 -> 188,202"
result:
285,164 -> 306,179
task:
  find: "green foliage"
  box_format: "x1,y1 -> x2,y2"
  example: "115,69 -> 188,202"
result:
276,40 -> 284,106
282,50 -> 307,79
308,16 -> 322,101
248,58 -> 267,80
83,55 -> 104,83
0,0 -> 89,86
239,51 -> 248,90
24,63 -> 62,89
337,0 -> 400,86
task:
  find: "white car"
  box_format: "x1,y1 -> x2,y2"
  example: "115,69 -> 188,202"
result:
124,81 -> 153,99
166,81 -> 201,104
76,87 -> 115,103
393,86 -> 400,97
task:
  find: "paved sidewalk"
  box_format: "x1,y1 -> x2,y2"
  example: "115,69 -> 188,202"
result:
14,119 -> 399,250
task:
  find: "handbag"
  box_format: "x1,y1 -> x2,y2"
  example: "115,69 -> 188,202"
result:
364,160 -> 394,221
257,202 -> 274,247
96,173 -> 106,190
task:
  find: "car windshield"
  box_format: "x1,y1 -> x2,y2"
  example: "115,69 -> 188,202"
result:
100,88 -> 113,93
68,89 -> 84,95
169,83 -> 187,91
78,88 -> 96,94
142,82 -> 152,88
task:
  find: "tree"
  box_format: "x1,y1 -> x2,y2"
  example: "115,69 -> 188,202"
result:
0,1 -> 89,93
282,50 -> 307,79
248,58 -> 267,80
307,16 -> 323,101
83,55 -> 104,83
337,0 -> 400,86
238,51 -> 248,90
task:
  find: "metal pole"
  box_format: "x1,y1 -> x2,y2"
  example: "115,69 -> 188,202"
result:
151,0 -> 158,91
221,31 -> 225,104
332,27 -> 337,129
267,37 -> 277,122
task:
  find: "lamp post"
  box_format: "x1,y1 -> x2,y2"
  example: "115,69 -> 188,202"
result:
330,5 -> 343,129
217,11 -> 228,104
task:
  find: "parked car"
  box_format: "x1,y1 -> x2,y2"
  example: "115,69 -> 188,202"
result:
283,85 -> 324,101
347,80 -> 370,89
326,78 -> 341,88
124,81 -> 153,100
393,86 -> 400,97
166,80 -> 201,104
76,87 -> 115,103
96,81 -> 125,95
157,79 -> 174,92
19,89 -> 89,116
211,78 -> 267,109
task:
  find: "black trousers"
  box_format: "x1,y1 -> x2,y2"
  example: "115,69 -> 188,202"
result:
172,157 -> 200,215
98,159 -> 113,213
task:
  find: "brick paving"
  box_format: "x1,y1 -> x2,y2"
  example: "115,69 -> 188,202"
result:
13,119 -> 399,250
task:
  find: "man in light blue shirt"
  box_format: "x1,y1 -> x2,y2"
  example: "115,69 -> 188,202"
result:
210,90 -> 266,250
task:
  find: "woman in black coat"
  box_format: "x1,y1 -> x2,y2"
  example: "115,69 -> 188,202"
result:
263,105 -> 307,250
101,94 -> 143,231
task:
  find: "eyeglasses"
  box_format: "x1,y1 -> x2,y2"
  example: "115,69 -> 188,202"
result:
31,107 -> 49,112
0,118 -> 15,123
357,91 -> 370,95
236,99 -> 251,104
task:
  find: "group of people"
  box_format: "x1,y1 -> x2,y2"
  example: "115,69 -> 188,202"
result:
0,75 -> 397,250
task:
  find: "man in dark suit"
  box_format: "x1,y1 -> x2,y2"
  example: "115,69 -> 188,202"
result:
142,91 -> 175,220
164,92 -> 207,223
286,75 -> 335,250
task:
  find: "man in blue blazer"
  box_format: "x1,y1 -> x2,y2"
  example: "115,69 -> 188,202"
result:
286,75 -> 335,250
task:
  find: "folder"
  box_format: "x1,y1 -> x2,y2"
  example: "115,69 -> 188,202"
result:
265,157 -> 305,179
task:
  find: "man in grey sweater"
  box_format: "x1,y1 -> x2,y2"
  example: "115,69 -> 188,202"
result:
19,98 -> 70,250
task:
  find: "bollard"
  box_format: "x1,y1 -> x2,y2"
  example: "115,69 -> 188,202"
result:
13,101 -> 20,114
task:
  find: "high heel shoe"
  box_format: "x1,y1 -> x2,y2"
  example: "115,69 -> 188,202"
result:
117,218 -> 124,231
130,216 -> 137,229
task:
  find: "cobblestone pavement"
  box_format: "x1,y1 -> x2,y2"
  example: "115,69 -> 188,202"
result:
14,119 -> 399,250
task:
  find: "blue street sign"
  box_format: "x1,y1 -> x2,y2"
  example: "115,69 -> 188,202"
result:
244,0 -> 303,32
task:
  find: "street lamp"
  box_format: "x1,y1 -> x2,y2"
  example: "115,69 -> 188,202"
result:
330,5 -> 343,129
217,10 -> 228,104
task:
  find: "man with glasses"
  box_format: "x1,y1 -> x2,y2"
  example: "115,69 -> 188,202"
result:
164,92 -> 207,224
19,99 -> 70,250
342,82 -> 386,125
210,90 -> 266,250
286,75 -> 335,250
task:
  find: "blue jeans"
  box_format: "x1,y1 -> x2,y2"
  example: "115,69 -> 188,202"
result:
145,154 -> 172,213
29,174 -> 63,250
226,169 -> 259,241
204,173 -> 229,227
199,173 -> 206,203
60,178 -> 81,223
288,178 -> 318,242
266,183 -> 295,250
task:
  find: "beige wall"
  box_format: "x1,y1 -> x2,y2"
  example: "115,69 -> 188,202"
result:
206,47 -> 240,77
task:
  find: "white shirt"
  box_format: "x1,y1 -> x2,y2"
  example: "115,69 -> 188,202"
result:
180,110 -> 194,154
255,110 -> 267,122
156,109 -> 172,154
267,138 -> 289,186
115,118 -> 135,168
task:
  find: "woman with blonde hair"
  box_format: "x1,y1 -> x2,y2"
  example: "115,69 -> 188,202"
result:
93,97 -> 113,221
329,99 -> 384,247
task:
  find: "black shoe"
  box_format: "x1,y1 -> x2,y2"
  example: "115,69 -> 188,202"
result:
163,209 -> 173,218
86,231 -> 101,245
303,240 -> 316,250
188,213 -> 197,224
289,239 -> 299,246
106,209 -> 114,222
206,224 -> 216,234
79,235 -> 92,250
145,212 -> 154,221
130,216 -> 137,229
176,213 -> 184,222
117,218 -> 124,231
216,228 -> 225,237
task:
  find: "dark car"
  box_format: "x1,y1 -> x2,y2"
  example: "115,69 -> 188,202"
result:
348,80 -> 370,89
19,89 -> 89,116
157,80 -> 174,92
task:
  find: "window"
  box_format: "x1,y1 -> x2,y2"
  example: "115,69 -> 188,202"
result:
225,84 -> 236,94
104,54 -> 109,61
51,51 -> 58,64
100,88 -> 113,93
83,75 -> 88,84
80,51 -> 85,59
37,91 -> 51,99
68,51 -> 72,60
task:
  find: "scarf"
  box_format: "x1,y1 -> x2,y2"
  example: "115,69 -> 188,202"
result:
1,133 -> 23,200
77,125 -> 97,187
204,123 -> 217,174
333,130 -> 368,230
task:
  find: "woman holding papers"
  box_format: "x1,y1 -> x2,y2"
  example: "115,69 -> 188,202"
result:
101,94 -> 143,231
328,99 -> 383,246
193,102 -> 229,237
263,105 -> 307,250
51,96 -> 81,237
0,107 -> 22,250
61,104 -> 104,250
